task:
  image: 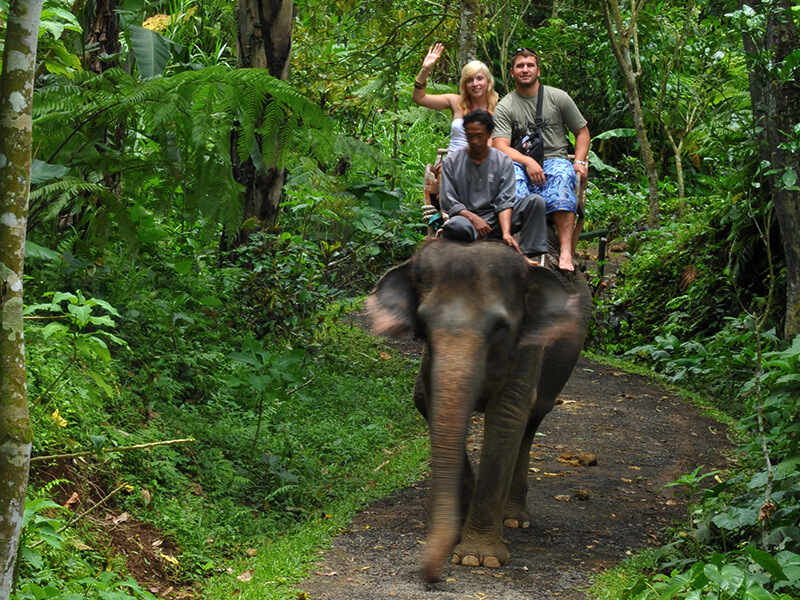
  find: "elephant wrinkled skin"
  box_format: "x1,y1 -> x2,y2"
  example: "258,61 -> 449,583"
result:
367,238 -> 591,583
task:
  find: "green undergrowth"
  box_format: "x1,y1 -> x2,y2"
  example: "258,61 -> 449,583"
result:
18,313 -> 428,598
584,344 -> 800,600
200,433 -> 429,599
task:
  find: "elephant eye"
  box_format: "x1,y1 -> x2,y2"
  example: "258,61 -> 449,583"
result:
487,316 -> 511,345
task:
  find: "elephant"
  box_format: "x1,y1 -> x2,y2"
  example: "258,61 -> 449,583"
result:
367,237 -> 591,583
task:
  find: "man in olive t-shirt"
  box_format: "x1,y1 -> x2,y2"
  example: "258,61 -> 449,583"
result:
493,48 -> 590,272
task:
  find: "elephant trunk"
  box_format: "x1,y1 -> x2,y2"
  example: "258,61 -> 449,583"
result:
422,330 -> 486,583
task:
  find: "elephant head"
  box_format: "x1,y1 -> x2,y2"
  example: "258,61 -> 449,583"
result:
367,239 -> 584,582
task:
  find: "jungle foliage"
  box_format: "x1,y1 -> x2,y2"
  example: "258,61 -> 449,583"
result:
1,0 -> 799,598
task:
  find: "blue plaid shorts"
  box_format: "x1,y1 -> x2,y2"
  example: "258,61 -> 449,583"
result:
513,158 -> 577,214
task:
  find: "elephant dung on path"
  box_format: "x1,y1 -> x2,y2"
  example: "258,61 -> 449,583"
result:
367,238 -> 591,583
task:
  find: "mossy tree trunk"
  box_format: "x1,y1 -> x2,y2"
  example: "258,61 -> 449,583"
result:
601,0 -> 660,229
740,0 -> 800,339
231,0 -> 295,245
0,0 -> 43,597
459,0 -> 478,68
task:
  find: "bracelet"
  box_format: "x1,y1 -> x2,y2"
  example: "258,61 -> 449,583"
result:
414,79 -> 426,90
574,160 -> 588,166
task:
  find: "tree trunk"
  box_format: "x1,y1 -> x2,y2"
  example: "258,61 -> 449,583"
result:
661,124 -> 686,212
601,0 -> 660,228
740,0 -> 800,339
674,144 -> 685,209
84,0 -> 120,73
0,1 -> 43,596
85,0 -> 124,198
231,0 -> 295,244
459,0 -> 479,68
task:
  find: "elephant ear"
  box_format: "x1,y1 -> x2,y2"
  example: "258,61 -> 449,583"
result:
366,261 -> 423,339
519,268 -> 582,345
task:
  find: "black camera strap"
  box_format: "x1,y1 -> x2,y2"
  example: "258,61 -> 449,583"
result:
534,84 -> 544,129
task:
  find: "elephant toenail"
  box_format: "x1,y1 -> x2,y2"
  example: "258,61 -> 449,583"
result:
483,556 -> 501,568
462,555 -> 481,567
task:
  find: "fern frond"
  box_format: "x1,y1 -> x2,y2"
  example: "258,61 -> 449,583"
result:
30,178 -> 117,203
30,63 -> 335,249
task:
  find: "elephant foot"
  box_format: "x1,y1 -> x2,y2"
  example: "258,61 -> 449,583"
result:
451,539 -> 510,569
503,517 -> 530,528
503,504 -> 531,529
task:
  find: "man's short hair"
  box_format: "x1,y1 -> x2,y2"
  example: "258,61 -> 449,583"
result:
510,47 -> 539,68
463,109 -> 494,133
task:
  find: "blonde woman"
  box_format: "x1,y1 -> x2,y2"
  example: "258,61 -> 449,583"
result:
412,43 -> 499,153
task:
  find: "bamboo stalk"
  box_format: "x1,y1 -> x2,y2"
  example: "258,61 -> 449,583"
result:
30,437 -> 196,463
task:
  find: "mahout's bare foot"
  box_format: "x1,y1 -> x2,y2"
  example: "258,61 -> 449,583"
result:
558,254 -> 575,272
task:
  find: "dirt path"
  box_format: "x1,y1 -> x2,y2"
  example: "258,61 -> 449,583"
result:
300,352 -> 732,600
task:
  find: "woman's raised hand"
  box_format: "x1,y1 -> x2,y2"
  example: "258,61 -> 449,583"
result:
422,43 -> 444,70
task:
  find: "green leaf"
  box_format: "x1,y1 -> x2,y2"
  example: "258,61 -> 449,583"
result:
20,546 -> 43,569
229,351 -> 261,367
743,581 -> 777,600
248,373 -> 273,392
42,7 -> 81,30
67,303 -> 93,328
88,370 -> 115,399
712,506 -> 759,530
31,159 -> 69,185
128,25 -> 174,79
745,546 -> 787,581
51,291 -> 77,305
23,240 -> 61,261
173,260 -> 194,275
89,314 -> 116,327
782,168 -> 798,189
199,296 -> 223,307
35,523 -> 65,549
592,127 -> 637,140
96,331 -> 129,350
40,321 -> 69,339
704,563 -> 744,595
39,17 -> 64,39
774,456 -> 800,479
90,435 -> 108,451
119,0 -> 146,28
656,573 -> 691,600
88,297 -> 120,316
172,311 -> 195,325
23,499 -> 63,526
75,336 -> 111,363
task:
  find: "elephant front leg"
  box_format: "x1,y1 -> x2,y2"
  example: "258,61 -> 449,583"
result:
452,404 -> 526,568
451,478 -> 511,569
504,413 -> 546,528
